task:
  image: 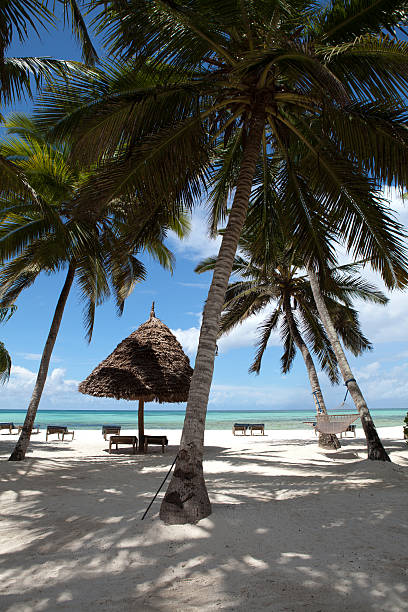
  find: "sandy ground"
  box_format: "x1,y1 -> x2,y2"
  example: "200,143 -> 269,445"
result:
0,425 -> 407,612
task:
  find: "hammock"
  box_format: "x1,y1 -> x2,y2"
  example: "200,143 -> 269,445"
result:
312,379 -> 360,434
315,412 -> 359,434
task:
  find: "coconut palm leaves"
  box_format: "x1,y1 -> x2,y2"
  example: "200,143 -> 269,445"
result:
0,305 -> 16,383
0,1 -> 96,108
196,243 -> 386,383
34,4 -> 408,285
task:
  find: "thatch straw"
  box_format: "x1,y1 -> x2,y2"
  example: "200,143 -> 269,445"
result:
78,304 -> 193,403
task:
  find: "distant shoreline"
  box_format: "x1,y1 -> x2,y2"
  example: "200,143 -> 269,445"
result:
0,406 -> 405,431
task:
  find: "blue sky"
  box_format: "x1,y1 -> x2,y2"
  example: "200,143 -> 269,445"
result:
1,10 -> 408,413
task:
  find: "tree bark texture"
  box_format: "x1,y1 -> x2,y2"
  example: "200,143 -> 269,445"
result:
9,264 -> 76,461
160,102 -> 266,524
282,296 -> 340,450
307,265 -> 390,461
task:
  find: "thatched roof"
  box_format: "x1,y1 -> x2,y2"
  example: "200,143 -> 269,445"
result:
78,304 -> 193,403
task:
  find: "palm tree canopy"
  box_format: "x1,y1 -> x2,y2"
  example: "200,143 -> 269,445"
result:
36,0 -> 408,287
0,115 -> 189,340
196,225 -> 388,383
0,1 -> 96,108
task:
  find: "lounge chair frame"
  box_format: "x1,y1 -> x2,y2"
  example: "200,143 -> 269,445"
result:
144,435 -> 168,453
109,435 -> 138,454
46,426 -> 74,441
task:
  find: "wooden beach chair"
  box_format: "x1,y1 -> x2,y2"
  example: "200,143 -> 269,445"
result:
249,423 -> 265,435
144,435 -> 168,453
109,435 -> 137,454
0,422 -> 16,434
102,425 -> 121,440
17,424 -> 40,434
232,423 -> 249,435
46,425 -> 74,441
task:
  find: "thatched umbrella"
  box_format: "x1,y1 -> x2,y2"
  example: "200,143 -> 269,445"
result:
78,303 -> 193,451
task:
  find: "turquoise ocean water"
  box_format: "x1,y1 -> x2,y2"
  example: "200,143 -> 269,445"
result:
0,408 -> 405,430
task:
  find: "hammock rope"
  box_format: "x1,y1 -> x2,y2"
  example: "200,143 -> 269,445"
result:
313,379 -> 360,434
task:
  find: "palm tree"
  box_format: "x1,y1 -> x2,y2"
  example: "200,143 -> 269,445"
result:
0,1 -> 96,109
196,232 -> 387,450
306,264 -> 391,460
0,115 -> 188,460
36,2 -> 408,522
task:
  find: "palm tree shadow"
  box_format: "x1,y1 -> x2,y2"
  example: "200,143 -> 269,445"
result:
0,439 -> 407,611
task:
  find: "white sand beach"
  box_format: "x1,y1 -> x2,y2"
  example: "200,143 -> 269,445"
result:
0,426 -> 407,611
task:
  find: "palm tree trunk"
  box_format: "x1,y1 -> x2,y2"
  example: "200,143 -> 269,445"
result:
307,265 -> 390,461
9,264 -> 76,461
282,296 -> 340,450
160,101 -> 266,524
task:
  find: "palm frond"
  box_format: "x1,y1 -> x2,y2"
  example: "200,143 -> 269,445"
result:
0,341 -> 12,384
249,306 -> 281,374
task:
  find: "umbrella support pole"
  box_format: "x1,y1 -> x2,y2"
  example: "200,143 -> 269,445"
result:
138,399 -> 145,452
141,453 -> 178,520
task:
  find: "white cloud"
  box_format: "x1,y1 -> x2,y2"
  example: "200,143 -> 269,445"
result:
167,210 -> 222,261
178,282 -> 209,289
17,352 -> 62,363
1,364 -> 80,406
17,353 -> 42,361
172,311 -> 281,358
356,361 -> 408,402
319,357 -> 408,405
354,361 -> 381,380
357,291 -> 408,343
209,383 -> 309,408
171,326 -> 201,355
6,365 -> 37,390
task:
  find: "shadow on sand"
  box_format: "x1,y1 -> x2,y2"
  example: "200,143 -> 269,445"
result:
0,436 -> 407,611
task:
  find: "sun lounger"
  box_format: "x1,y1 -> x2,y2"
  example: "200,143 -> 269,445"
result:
144,435 -> 168,453
249,424 -> 265,435
102,425 -> 121,440
109,435 -> 137,454
0,422 -> 16,434
232,423 -> 265,435
232,423 -> 249,435
46,425 -> 74,441
17,424 -> 40,434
